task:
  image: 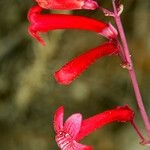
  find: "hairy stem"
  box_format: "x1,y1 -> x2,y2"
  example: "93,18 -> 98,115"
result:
112,0 -> 150,140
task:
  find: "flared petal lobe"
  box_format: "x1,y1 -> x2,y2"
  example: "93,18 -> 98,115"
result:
54,106 -> 64,133
56,136 -> 92,150
55,42 -> 119,85
64,114 -> 82,139
28,6 -> 117,45
54,106 -> 91,150
35,0 -> 98,10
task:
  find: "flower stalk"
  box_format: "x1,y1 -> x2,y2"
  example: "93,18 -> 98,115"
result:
111,0 -> 150,141
130,120 -> 146,144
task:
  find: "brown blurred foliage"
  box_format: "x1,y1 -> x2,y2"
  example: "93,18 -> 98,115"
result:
0,0 -> 150,150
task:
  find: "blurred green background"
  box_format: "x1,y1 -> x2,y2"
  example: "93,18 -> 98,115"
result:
0,0 -> 150,149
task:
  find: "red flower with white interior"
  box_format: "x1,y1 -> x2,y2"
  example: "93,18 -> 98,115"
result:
54,105 -> 134,150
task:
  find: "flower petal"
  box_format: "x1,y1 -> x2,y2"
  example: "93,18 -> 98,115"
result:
64,113 -> 82,139
55,42 -> 118,85
56,137 -> 92,150
76,105 -> 134,141
28,6 -> 117,45
54,106 -> 64,133
82,0 -> 98,10
35,0 -> 98,10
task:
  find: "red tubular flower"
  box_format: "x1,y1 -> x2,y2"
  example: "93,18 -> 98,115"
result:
55,42 -> 119,85
54,105 -> 134,150
35,0 -> 98,10
28,5 -> 117,45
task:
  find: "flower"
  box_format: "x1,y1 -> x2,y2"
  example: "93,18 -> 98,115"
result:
55,42 -> 119,85
54,105 -> 134,150
28,5 -> 117,46
35,0 -> 98,10
54,106 -> 92,150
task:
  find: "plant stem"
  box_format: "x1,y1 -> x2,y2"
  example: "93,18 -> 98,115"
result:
131,120 -> 145,143
112,0 -> 150,140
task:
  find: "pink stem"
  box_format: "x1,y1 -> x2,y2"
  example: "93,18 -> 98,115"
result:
131,120 -> 145,143
112,0 -> 150,139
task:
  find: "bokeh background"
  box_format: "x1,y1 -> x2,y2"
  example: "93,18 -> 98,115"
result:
0,0 -> 150,149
